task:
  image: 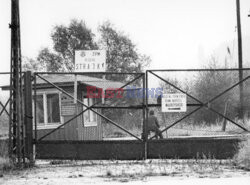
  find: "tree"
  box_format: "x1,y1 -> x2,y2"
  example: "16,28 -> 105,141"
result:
98,21 -> 150,81
26,19 -> 150,77
193,57 -> 238,123
29,19 -> 98,72
22,56 -> 43,72
51,19 -> 98,71
36,48 -> 65,72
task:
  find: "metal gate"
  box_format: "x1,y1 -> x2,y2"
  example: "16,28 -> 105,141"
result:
33,72 -> 147,160
145,69 -> 249,139
34,69 -> 249,160
1,70 -> 249,162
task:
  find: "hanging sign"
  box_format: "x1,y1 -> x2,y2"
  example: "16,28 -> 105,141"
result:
75,50 -> 106,72
162,93 -> 187,112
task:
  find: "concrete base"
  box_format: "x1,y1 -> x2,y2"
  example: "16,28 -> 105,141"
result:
35,135 -> 249,160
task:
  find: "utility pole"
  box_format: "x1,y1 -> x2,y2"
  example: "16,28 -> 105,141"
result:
236,0 -> 244,119
9,0 -> 25,165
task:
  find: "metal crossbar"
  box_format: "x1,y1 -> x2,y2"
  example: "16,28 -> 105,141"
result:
36,74 -> 143,142
34,72 -> 144,75
148,68 -> 250,72
38,106 -> 94,142
101,73 -> 144,107
148,71 -> 249,140
0,98 -> 10,117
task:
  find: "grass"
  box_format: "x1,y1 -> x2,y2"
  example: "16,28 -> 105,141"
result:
0,139 -> 8,156
103,123 -> 142,138
96,158 -> 229,181
0,126 -> 8,139
0,157 -> 13,172
0,139 -> 14,175
102,118 -> 250,139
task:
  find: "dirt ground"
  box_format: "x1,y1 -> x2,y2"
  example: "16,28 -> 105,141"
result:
1,159 -> 250,185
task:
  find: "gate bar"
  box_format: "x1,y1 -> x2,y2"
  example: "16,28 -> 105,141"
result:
148,68 -> 250,72
149,71 -> 202,104
144,71 -> 149,159
148,103 -> 203,107
208,76 -> 250,103
34,72 -> 144,75
38,107 -> 92,141
24,71 -> 33,162
33,73 -> 38,142
101,74 -> 144,107
0,99 -> 10,117
90,103 -> 202,109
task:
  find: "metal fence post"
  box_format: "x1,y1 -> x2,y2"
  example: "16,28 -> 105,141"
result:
24,71 -> 34,163
143,71 -> 149,159
142,73 -> 146,159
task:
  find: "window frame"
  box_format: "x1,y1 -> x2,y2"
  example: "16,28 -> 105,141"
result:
83,95 -> 98,127
33,90 -> 63,130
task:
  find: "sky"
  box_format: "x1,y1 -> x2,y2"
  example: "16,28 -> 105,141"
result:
0,0 -> 250,79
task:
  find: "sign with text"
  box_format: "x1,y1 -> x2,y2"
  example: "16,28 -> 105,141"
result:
75,50 -> 106,72
162,93 -> 187,112
61,93 -> 76,116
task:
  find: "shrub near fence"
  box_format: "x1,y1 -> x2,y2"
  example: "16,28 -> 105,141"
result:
0,139 -> 8,157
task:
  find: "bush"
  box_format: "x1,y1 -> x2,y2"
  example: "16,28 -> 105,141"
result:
0,140 -> 8,157
234,138 -> 250,170
0,140 -> 13,172
0,157 -> 13,172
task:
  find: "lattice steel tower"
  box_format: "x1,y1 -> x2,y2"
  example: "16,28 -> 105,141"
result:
9,0 -> 25,165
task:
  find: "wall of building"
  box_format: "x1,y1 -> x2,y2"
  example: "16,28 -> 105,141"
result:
35,85 -> 103,141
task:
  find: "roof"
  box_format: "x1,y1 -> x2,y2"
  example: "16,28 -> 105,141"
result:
36,74 -> 124,90
1,74 -> 125,90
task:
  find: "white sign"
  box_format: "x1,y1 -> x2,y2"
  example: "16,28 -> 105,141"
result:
162,93 -> 187,112
75,50 -> 106,72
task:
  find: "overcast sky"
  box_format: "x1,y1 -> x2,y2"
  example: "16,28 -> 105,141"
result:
0,0 -> 250,74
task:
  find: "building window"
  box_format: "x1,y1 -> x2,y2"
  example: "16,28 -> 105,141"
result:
36,94 -> 44,125
83,97 -> 97,127
34,92 -> 62,129
47,94 -> 60,124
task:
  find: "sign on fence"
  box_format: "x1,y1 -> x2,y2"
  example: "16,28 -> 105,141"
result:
75,50 -> 106,72
162,93 -> 187,112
